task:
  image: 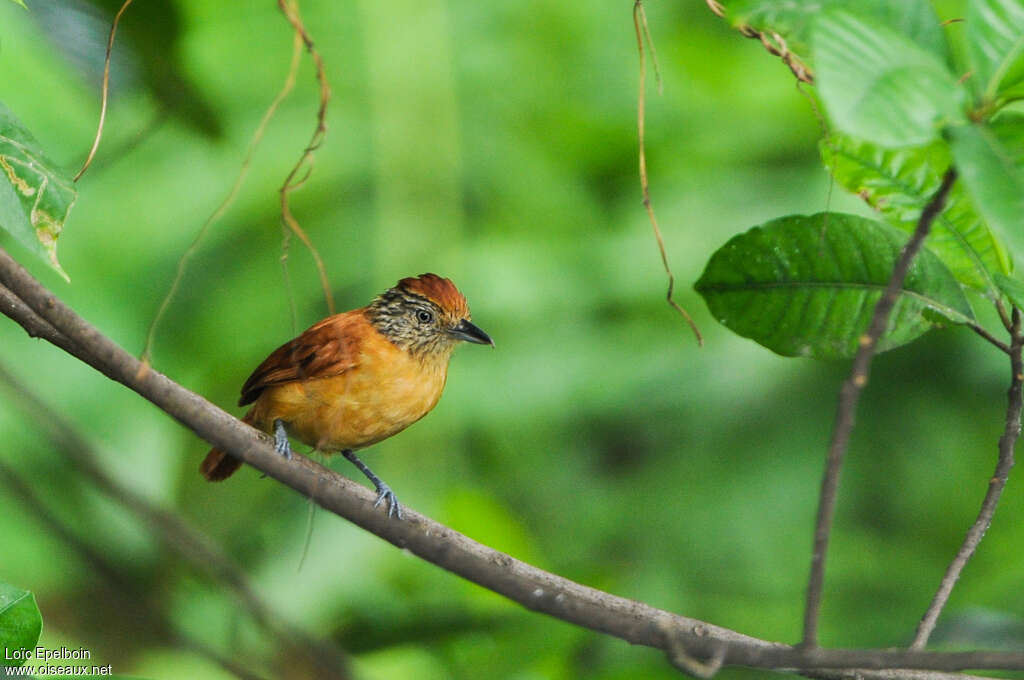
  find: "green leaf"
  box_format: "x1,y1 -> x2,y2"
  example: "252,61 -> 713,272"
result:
0,102 -> 75,280
8,0 -> 27,8
949,123 -> 1024,255
990,112 -> 1024,167
995,273 -> 1024,309
694,213 -> 974,360
820,132 -> 1012,294
0,161 -> 38,258
966,0 -> 1024,104
812,10 -> 966,147
0,583 -> 42,667
724,0 -> 948,72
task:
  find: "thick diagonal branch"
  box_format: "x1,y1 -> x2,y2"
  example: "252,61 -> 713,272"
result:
8,245 -> 1024,675
802,168 -> 959,648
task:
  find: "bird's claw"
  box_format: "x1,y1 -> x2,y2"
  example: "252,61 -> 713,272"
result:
373,484 -> 403,520
273,420 -> 293,459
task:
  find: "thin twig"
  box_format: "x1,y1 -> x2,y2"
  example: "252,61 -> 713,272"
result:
737,26 -> 814,84
968,322 -> 1011,355
8,246 -> 1024,674
141,29 -> 306,364
911,308 -> 1022,648
633,0 -> 702,346
996,297 -> 1013,333
704,1 -> 814,85
636,2 -> 663,95
0,362 -> 349,678
84,110 -> 167,175
277,0 -> 335,317
73,0 -> 134,182
801,168 -> 959,649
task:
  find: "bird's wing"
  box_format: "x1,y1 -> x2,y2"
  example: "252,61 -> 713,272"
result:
238,311 -> 364,406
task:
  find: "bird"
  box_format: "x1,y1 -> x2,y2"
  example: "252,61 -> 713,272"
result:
200,273 -> 493,519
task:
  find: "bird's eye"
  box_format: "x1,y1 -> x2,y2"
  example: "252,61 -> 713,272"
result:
416,310 -> 434,324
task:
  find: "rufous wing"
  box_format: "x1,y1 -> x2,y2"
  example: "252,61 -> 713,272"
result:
238,310 -> 364,406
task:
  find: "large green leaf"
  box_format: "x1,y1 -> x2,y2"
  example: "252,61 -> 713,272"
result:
0,583 -> 42,667
0,102 -> 75,280
821,133 -> 1012,294
694,213 -> 974,359
724,0 -> 948,73
812,10 -> 966,147
949,123 -> 1024,254
966,0 -> 1024,104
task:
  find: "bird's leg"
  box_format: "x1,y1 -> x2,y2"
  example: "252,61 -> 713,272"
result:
273,419 -> 293,459
342,449 -> 403,520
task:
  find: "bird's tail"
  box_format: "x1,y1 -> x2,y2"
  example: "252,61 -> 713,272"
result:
200,410 -> 256,481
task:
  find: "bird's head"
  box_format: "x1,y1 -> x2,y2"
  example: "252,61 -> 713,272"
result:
368,273 -> 493,358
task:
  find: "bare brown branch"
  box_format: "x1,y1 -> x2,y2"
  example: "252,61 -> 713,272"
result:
802,168 -> 959,648
0,283 -> 95,365
7,242 -> 1024,675
969,322 -> 1011,354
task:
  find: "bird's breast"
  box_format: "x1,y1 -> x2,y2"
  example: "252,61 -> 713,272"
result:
254,341 -> 450,452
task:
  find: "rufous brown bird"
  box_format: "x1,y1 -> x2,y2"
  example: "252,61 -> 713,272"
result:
200,273 -> 493,519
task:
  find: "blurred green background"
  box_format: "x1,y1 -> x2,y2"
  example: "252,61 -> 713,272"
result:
1,0 -> 1022,678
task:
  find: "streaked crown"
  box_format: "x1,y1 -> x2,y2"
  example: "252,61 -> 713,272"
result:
368,273 -> 476,356
396,274 -> 469,318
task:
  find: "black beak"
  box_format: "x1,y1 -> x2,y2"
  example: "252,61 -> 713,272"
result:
450,319 -> 494,346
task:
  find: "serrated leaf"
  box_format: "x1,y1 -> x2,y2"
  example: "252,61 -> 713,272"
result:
0,102 -> 75,280
995,273 -> 1024,309
949,123 -> 1024,254
966,0 -> 1024,104
724,0 -> 948,74
820,133 -> 1012,294
694,213 -> 974,359
812,10 -> 966,147
0,583 -> 42,667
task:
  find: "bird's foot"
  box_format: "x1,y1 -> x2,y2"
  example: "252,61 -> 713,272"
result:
273,419 -> 293,459
342,449 -> 403,520
372,482 -> 404,520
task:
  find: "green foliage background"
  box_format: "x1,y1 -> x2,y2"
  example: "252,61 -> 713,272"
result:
1,0 -> 1022,678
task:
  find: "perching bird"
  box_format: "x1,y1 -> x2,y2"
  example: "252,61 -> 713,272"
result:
200,273 -> 493,519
